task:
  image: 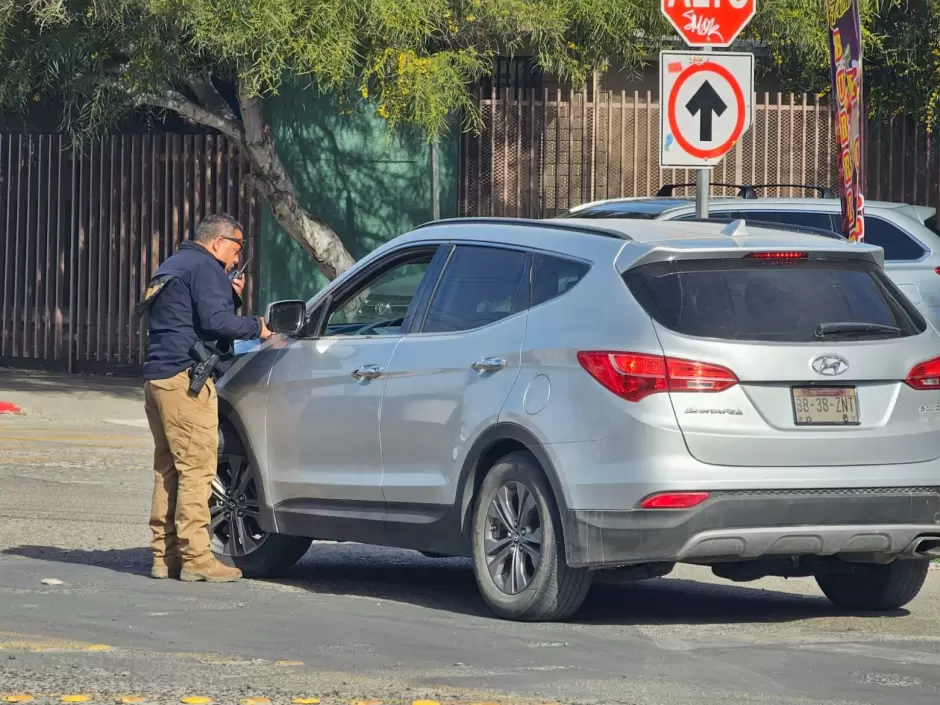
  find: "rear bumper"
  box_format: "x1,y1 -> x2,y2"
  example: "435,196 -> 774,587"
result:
563,488 -> 940,568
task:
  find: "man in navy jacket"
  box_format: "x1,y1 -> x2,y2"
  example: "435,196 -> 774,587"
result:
142,213 -> 271,583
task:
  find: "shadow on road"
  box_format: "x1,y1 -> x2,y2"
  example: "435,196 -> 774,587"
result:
5,542 -> 909,625
3,545 -> 153,578
0,367 -> 143,400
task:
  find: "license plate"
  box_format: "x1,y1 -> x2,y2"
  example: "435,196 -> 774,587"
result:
791,386 -> 859,425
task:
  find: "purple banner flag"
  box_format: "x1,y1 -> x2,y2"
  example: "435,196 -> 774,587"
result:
827,0 -> 865,241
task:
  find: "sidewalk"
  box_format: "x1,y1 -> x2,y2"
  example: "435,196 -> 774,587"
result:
0,367 -> 147,427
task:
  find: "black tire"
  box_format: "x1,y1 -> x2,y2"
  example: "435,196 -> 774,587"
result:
212,425 -> 312,578
470,451 -> 592,621
816,559 -> 930,611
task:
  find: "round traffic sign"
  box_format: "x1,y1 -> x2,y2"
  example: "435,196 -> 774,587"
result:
667,62 -> 746,160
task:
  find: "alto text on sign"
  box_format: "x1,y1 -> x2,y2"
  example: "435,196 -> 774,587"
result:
659,51 -> 754,168
662,0 -> 757,48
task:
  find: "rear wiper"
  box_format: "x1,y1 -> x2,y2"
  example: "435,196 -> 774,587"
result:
815,322 -> 902,338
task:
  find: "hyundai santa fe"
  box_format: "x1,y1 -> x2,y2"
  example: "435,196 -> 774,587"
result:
211,216 -> 940,622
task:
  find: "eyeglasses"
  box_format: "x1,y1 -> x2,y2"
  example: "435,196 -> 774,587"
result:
219,235 -> 244,252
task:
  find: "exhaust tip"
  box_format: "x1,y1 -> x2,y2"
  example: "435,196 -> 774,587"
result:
910,536 -> 940,557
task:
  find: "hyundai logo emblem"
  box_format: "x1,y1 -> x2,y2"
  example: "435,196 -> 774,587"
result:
811,355 -> 849,376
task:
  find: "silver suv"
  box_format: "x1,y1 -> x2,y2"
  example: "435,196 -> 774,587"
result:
213,217 -> 940,622
560,188 -> 940,330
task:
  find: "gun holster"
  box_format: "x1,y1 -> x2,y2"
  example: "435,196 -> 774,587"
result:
188,340 -> 221,396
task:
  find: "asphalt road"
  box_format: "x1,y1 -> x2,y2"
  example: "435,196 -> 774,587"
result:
3,403 -> 940,705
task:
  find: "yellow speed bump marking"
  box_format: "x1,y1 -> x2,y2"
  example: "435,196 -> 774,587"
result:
60,697 -> 90,703
181,698 -> 212,705
240,699 -> 271,705
4,696 -> 33,703
291,699 -> 321,704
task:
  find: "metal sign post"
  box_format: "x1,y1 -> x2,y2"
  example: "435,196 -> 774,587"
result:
696,46 -> 713,218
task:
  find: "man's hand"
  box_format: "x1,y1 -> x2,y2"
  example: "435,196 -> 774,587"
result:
258,317 -> 273,340
232,275 -> 245,298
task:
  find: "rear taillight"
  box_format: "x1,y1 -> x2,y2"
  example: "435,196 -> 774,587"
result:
640,491 -> 710,509
746,251 -> 808,260
906,356 -> 940,390
577,352 -> 738,402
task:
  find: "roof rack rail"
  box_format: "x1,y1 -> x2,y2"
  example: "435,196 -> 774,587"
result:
657,183 -> 837,199
656,183 -> 759,199
747,184 -> 836,198
413,216 -> 633,241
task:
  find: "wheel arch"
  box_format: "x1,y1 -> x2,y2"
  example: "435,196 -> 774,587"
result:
456,423 -> 570,546
217,397 -> 278,533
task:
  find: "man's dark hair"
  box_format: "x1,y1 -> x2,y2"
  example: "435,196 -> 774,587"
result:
193,213 -> 243,244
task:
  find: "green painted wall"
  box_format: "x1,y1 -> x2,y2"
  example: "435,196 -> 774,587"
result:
257,85 -> 460,310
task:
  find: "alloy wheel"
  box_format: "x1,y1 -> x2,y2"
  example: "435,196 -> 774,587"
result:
210,453 -> 269,557
484,481 -> 544,595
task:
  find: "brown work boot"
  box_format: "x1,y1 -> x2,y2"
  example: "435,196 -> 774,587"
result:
151,555 -> 182,579
179,558 -> 242,583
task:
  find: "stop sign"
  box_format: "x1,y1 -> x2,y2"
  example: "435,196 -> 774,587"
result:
662,0 -> 757,48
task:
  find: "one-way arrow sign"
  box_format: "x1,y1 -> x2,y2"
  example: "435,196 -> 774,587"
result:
685,80 -> 726,142
659,50 -> 754,168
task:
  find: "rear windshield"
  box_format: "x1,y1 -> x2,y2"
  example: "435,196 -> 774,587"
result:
624,257 -> 927,342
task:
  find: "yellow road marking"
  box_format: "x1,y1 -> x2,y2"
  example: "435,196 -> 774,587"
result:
412,701 -> 441,705
291,699 -> 321,704
120,698 -> 147,704
85,645 -> 112,652
276,660 -> 304,666
3,696 -> 33,703
240,699 -> 271,705
181,698 -> 212,705
60,697 -> 90,703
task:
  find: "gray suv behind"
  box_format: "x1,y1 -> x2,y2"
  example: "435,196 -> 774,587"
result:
213,217 -> 940,622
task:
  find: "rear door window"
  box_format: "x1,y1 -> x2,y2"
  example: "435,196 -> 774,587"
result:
860,216 -> 928,261
421,245 -> 529,333
624,257 -> 926,342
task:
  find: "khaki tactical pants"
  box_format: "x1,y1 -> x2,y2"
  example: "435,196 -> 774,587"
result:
143,370 -> 219,569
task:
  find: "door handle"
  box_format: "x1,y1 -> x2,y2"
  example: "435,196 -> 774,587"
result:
472,357 -> 506,373
352,364 -> 384,381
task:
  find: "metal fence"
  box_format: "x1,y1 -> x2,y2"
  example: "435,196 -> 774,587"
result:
459,88 -> 936,217
0,133 -> 260,373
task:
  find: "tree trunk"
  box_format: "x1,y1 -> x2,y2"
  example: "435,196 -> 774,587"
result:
238,83 -> 356,281
140,81 -> 358,281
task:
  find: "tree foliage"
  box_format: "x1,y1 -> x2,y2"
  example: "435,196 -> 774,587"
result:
1,0 -> 880,139
1,0 -> 938,276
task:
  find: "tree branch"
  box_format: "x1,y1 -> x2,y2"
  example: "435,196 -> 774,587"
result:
137,88 -> 245,143
185,71 -> 239,125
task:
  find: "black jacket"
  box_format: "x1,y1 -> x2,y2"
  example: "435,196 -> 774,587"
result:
142,241 -> 261,381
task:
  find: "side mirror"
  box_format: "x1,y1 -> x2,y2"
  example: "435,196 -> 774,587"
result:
265,300 -> 306,336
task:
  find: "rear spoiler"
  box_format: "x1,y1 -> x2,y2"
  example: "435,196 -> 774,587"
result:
617,239 -> 885,273
897,204 -> 936,224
